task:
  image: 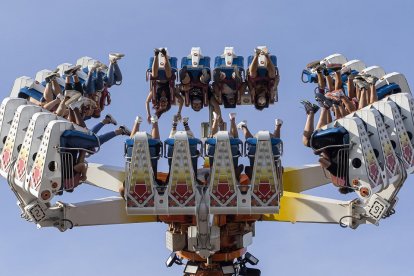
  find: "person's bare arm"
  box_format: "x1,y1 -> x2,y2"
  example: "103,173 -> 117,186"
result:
175,89 -> 183,120
145,91 -> 152,123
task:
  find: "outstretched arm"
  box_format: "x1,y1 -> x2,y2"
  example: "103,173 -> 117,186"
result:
145,91 -> 152,123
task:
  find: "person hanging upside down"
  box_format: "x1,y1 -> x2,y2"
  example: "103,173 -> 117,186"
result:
248,48 -> 279,110
146,48 -> 183,121
212,66 -> 245,108
237,117 -> 283,180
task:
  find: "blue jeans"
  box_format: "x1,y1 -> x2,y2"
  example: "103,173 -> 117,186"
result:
84,71 -> 105,95
106,62 -> 122,87
61,129 -> 116,149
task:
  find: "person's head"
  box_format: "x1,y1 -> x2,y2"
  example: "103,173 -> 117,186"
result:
191,98 -> 203,111
254,87 -> 269,110
156,86 -> 171,110
190,88 -> 203,111
222,94 -> 236,108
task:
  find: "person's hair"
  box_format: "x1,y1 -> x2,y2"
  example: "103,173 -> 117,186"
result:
222,95 -> 236,108
153,84 -> 172,118
254,93 -> 269,111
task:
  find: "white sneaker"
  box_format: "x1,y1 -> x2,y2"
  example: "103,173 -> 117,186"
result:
111,53 -> 125,58
229,113 -> 237,120
69,100 -> 83,110
275,119 -> 283,126
237,120 -> 247,130
135,116 -> 143,124
109,53 -> 123,62
56,93 -> 64,100
105,114 -> 118,125
150,115 -> 158,124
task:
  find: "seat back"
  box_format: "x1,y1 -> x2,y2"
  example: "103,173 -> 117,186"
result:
324,118 -> 386,199
376,72 -> 410,94
209,131 -> 238,214
388,93 -> 414,145
214,47 -> 244,69
166,131 -> 198,214
361,66 -> 386,79
341,59 -> 366,73
0,98 -> 28,154
245,131 -> 282,214
355,108 -> 402,187
372,99 -> 414,173
26,120 -> 78,203
35,69 -> 66,89
10,77 -> 44,102
14,112 -> 58,191
125,132 -> 168,214
321,53 -> 347,65
0,105 -> 43,178
181,47 -> 211,69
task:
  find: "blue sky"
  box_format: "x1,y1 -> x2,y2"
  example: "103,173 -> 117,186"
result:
0,0 -> 414,275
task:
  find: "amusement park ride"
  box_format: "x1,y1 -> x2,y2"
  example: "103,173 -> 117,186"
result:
0,47 -> 412,276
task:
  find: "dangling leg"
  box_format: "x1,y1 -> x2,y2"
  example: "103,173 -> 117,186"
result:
43,82 -> 55,103
182,117 -> 194,138
161,48 -> 172,79
341,97 -> 356,113
325,75 -> 335,92
130,116 -> 142,138
265,53 -> 276,78
168,115 -> 178,138
368,83 -> 378,104
316,71 -> 326,93
151,48 -> 160,79
316,108 -> 329,129
347,75 -> 356,99
358,88 -> 368,109
334,71 -> 342,91
249,50 -> 260,78
229,113 -> 239,138
273,119 -> 283,138
238,121 -> 254,139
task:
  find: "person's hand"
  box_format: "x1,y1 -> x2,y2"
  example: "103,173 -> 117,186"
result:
147,115 -> 151,124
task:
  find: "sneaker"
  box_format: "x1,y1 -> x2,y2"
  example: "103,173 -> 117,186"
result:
300,100 -> 319,114
135,116 -> 143,124
229,113 -> 237,120
119,125 -> 131,136
110,52 -> 125,58
353,78 -> 369,90
160,48 -> 167,57
45,71 -> 59,83
179,66 -> 188,82
69,99 -> 83,110
362,74 -> 378,85
326,63 -> 343,72
306,60 -> 321,69
64,65 -> 81,76
182,117 -> 189,124
105,114 -> 117,125
275,119 -> 283,126
64,90 -> 82,106
150,115 -> 158,124
237,120 -> 247,130
56,93 -> 65,101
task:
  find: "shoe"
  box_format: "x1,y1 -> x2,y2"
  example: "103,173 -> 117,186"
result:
64,90 -> 82,106
119,125 -> 131,136
150,115 -> 158,124
45,71 -> 59,83
110,52 -> 125,58
56,93 -> 65,101
325,90 -> 345,101
353,78 -> 369,90
182,117 -> 189,124
135,116 -> 143,124
69,99 -> 83,110
306,60 -> 321,69
154,48 -> 160,56
362,74 -> 378,85
89,62 -> 100,72
275,119 -> 283,126
229,113 -> 237,120
105,114 -> 117,125
237,120 -> 247,129
64,65 -> 81,76
160,48 -> 167,57
179,66 -> 188,82
300,100 -> 319,114
326,63 -> 343,72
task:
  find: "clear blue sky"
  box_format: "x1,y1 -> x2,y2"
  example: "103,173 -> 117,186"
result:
0,0 -> 413,275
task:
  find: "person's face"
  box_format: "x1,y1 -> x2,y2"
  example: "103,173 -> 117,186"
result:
226,96 -> 236,105
257,96 -> 266,107
191,101 -> 202,111
159,96 -> 168,109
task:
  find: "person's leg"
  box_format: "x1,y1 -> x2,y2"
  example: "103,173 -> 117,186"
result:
84,70 -> 96,95
72,107 -> 86,128
347,75 -> 356,99
130,116 -> 142,138
338,104 -> 348,117
151,49 -> 160,79
238,121 -> 254,139
182,117 -> 194,138
95,70 -> 104,91
210,113 -> 222,137
162,49 -> 172,79
68,108 -> 76,124
334,71 -> 342,91
90,122 -> 105,134
316,71 -> 326,93
368,83 -> 378,104
43,82 -> 55,103
316,108 -> 329,129
303,112 -> 315,146
358,88 -> 368,109
56,96 -> 69,116
43,98 -> 61,111
273,119 -> 283,138
341,97 -> 356,113
326,107 -> 333,124
249,52 -> 259,78
74,162 -> 88,182
151,121 -> 160,140
265,54 -> 276,78
113,62 -> 123,83
229,113 -> 238,138
325,75 -> 335,92
209,96 -> 222,119
73,75 -> 83,93
169,115 -> 178,138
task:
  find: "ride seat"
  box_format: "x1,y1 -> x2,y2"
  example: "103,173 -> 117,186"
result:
206,137 -> 242,168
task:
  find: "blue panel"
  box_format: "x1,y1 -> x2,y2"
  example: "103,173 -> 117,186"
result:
181,56 -> 210,68
377,83 -> 401,100
19,87 -> 43,101
214,56 -> 244,68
